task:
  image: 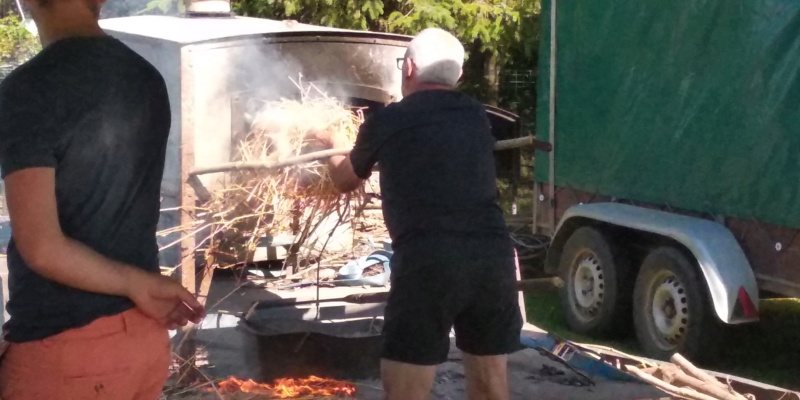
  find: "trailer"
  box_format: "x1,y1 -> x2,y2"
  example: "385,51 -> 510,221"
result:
533,0 -> 800,361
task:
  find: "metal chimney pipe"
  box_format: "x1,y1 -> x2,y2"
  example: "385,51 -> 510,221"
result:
186,0 -> 232,15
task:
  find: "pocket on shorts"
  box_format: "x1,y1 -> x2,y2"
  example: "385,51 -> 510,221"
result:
61,369 -> 133,400
58,329 -> 132,379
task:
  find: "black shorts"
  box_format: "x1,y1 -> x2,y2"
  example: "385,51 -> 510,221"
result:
381,254 -> 523,365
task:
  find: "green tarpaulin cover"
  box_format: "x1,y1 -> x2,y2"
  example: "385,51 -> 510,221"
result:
535,0 -> 800,229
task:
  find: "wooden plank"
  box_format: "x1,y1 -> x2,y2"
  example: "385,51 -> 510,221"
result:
196,251 -> 216,308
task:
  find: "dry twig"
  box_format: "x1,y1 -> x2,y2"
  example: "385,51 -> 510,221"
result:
158,80 -> 367,271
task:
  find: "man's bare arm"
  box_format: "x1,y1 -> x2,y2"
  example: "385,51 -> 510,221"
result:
6,168 -> 143,295
327,154 -> 364,193
312,127 -> 367,193
4,168 -> 204,326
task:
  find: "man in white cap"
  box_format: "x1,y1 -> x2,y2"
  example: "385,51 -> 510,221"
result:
316,28 -> 522,400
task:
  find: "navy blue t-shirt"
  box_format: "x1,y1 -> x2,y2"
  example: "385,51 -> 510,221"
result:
350,89 -> 513,263
0,36 -> 170,342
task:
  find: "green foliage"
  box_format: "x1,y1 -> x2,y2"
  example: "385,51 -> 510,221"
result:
526,290 -> 800,390
0,14 -> 40,65
136,0 -> 185,15
233,0 -> 388,31
234,0 -> 539,56
383,0 -> 520,56
101,0 -> 185,18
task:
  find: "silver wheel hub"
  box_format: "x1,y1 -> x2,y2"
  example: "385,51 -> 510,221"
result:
651,276 -> 689,346
572,256 -> 605,318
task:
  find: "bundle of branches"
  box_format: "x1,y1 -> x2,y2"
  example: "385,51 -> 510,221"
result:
626,354 -> 755,400
165,83 -> 368,269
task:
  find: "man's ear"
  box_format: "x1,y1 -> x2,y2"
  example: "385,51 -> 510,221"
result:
405,58 -> 415,79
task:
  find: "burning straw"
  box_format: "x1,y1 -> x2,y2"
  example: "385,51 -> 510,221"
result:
159,80 -> 367,268
217,376 -> 357,398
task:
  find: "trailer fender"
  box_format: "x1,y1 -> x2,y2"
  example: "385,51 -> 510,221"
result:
547,202 -> 759,324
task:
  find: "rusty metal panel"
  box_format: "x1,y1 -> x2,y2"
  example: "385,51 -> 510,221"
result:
727,220 -> 800,296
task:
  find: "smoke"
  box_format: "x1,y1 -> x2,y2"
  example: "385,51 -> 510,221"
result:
188,31 -> 407,195
227,43 -> 307,125
222,38 -> 394,141
103,22 -> 406,267
226,40 -> 376,117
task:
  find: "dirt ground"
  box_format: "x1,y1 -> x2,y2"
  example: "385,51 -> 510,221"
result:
168,326 -> 666,400
165,274 -> 667,400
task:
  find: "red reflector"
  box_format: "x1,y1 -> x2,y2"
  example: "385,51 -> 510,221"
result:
738,287 -> 758,319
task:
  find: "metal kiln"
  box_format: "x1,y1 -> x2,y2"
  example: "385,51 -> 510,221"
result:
99,15 -> 412,274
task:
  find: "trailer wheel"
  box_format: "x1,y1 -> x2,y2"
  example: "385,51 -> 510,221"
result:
558,226 -> 630,337
633,247 -> 719,361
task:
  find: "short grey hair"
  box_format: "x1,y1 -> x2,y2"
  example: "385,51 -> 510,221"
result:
406,28 -> 465,87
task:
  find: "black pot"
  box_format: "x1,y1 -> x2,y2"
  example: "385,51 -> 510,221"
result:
239,316 -> 384,381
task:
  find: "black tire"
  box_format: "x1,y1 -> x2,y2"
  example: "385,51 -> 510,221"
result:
558,226 -> 631,337
633,247 -> 720,362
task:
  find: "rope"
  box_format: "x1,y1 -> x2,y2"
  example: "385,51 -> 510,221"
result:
509,232 -> 550,261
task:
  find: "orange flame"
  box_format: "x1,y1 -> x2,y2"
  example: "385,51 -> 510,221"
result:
218,375 -> 357,398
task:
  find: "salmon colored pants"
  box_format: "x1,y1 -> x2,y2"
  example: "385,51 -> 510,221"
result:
0,309 -> 172,400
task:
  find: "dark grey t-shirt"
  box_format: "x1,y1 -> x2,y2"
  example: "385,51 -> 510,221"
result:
350,90 -> 513,263
0,36 -> 170,342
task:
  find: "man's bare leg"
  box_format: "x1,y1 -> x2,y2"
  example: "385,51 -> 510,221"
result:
463,353 -> 509,400
381,358 -> 437,400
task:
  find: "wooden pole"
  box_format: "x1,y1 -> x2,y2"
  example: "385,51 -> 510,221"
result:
188,137 -> 552,178
660,365 -> 747,400
190,148 -> 350,177
547,0 -> 558,233
514,251 -> 528,323
671,354 -> 730,392
516,277 -> 564,291
177,52 -> 198,384
626,365 -> 719,400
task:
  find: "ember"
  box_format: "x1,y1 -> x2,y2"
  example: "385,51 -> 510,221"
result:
218,375 -> 357,398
